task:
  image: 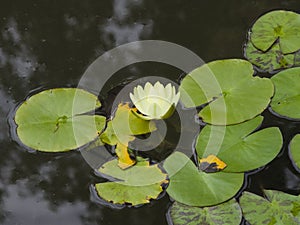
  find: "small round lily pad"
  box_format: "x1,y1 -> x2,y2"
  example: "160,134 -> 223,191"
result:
251,10 -> 300,54
15,88 -> 106,152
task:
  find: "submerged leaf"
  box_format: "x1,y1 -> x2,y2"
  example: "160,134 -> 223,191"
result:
95,158 -> 167,206
179,59 -> 273,125
168,199 -> 242,225
290,134 -> 300,170
196,116 -> 282,172
270,67 -> 300,119
163,152 -> 244,207
251,10 -> 300,54
240,190 -> 300,224
14,88 -> 106,152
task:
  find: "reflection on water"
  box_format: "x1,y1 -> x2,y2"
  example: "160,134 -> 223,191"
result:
101,0 -> 153,46
1,18 -> 40,79
3,183 -> 87,225
0,89 -> 13,141
1,0 -> 300,224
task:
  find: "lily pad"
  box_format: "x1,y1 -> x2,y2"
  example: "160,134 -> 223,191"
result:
168,199 -> 242,225
270,67 -> 300,119
179,59 -> 274,125
100,103 -> 156,146
163,152 -> 244,207
240,190 -> 300,224
196,116 -> 283,172
289,134 -> 300,170
100,103 -> 156,168
14,88 -> 106,152
95,158 -> 168,206
245,41 -> 295,72
251,10 -> 300,54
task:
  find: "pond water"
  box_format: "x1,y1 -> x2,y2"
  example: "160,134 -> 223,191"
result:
1,0 -> 300,224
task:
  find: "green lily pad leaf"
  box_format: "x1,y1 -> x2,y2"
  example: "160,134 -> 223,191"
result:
100,103 -> 156,168
95,158 -> 168,206
270,67 -> 300,119
290,134 -> 300,170
163,152 -> 244,207
130,82 -> 180,120
240,190 -> 300,225
179,59 -> 274,125
15,88 -> 106,152
245,41 -> 295,72
100,103 -> 156,146
251,10 -> 300,54
196,116 -> 283,172
168,199 -> 242,225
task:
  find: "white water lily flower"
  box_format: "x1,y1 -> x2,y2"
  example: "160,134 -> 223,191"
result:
130,81 -> 180,120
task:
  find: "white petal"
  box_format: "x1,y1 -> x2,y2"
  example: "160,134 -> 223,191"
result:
144,82 -> 153,95
129,93 -> 137,105
137,85 -> 145,99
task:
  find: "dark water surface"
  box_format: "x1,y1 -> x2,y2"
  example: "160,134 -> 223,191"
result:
1,1 -> 300,224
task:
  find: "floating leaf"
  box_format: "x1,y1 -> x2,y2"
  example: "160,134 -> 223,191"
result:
245,41 -> 295,72
290,134 -> 300,170
14,88 -> 106,152
95,158 -> 167,206
199,154 -> 227,173
163,152 -> 244,207
100,103 -> 156,168
168,199 -> 242,225
115,143 -> 135,169
130,81 -> 180,120
240,190 -> 300,224
251,10 -> 300,54
196,116 -> 282,173
245,10 -> 300,73
179,59 -> 273,125
270,67 -> 300,119
100,104 -> 156,145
